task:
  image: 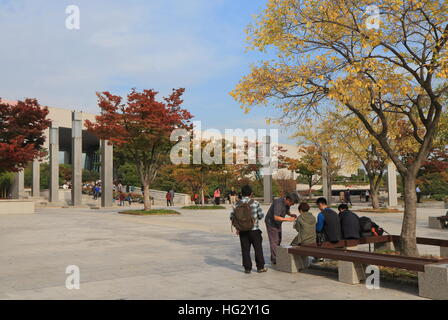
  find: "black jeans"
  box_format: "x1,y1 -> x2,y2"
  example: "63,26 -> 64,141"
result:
239,229 -> 265,271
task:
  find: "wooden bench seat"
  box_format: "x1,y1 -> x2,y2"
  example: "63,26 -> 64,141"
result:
288,245 -> 448,272
275,236 -> 448,299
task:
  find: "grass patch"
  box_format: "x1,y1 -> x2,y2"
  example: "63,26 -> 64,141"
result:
181,205 -> 226,210
119,209 -> 180,216
319,259 -> 418,283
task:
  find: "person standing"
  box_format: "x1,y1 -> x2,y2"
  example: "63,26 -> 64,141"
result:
119,192 -> 126,207
316,197 -> 342,243
230,185 -> 267,274
265,192 -> 300,265
93,185 -> 100,200
229,187 -> 237,205
126,193 -> 132,206
344,189 -> 352,206
166,191 -> 172,207
169,188 -> 175,206
214,188 -> 221,205
416,185 -> 422,203
339,191 -> 345,203
365,190 -> 370,202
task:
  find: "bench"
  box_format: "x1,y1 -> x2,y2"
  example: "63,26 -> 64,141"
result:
429,215 -> 448,229
275,236 -> 448,299
306,234 -> 448,258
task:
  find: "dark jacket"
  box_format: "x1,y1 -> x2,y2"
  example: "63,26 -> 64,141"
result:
339,210 -> 361,239
291,212 -> 317,246
265,197 -> 290,229
321,208 -> 342,243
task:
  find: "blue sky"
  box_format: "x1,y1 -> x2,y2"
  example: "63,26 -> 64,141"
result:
0,0 -> 296,143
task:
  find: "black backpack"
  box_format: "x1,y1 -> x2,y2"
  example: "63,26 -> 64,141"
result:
359,216 -> 384,237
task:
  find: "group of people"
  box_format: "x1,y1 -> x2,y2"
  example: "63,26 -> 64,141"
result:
230,185 -> 364,274
117,191 -> 133,206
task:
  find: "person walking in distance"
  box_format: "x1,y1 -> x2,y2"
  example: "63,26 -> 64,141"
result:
265,192 -> 300,265
344,189 -> 352,206
230,185 -> 267,274
416,185 -> 422,203
166,191 -> 172,207
229,187 -> 237,205
214,188 -> 221,205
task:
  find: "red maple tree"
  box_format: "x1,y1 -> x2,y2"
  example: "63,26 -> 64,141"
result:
86,88 -> 193,210
0,98 -> 51,173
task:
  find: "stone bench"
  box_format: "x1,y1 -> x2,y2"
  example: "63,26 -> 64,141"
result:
429,216 -> 448,230
275,244 -> 448,300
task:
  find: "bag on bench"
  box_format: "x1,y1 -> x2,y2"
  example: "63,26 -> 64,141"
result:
359,216 -> 384,237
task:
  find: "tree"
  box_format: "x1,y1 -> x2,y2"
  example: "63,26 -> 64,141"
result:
86,88 -> 193,210
231,0 -> 448,256
283,145 -> 321,199
0,98 -> 51,173
329,112 -> 388,209
172,139 -> 227,205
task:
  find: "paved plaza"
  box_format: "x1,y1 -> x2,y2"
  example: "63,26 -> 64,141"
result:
1,204 -> 447,300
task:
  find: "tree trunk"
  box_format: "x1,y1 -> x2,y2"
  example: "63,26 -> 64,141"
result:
143,184 -> 151,211
399,172 -> 419,257
369,179 -> 380,209
370,190 -> 380,209
201,188 -> 205,206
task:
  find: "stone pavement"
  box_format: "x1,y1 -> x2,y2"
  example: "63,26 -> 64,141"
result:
1,204 -> 447,300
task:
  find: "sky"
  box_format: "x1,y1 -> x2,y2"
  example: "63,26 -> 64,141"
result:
0,0 -> 297,144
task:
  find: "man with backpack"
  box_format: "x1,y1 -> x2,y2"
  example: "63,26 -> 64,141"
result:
230,185 -> 267,274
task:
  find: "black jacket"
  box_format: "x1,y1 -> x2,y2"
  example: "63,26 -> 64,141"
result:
321,208 -> 342,242
339,210 -> 361,239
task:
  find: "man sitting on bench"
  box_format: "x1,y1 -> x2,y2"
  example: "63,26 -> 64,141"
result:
316,197 -> 342,244
338,203 -> 361,240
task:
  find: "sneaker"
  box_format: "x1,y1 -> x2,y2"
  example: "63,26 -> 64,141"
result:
257,268 -> 268,273
244,269 -> 251,274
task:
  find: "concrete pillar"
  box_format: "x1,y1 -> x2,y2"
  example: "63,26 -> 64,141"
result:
321,151 -> 332,205
11,170 -> 25,199
387,162 -> 398,208
275,246 -> 310,272
418,263 -> 448,299
101,140 -> 114,207
428,216 -> 443,229
31,159 -> 40,198
71,111 -> 83,206
338,261 -> 366,284
263,136 -> 273,204
49,125 -> 59,203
